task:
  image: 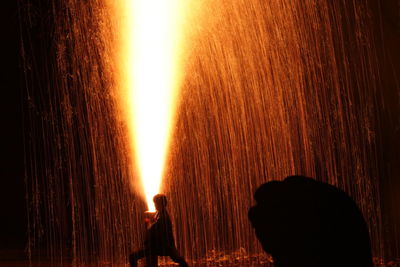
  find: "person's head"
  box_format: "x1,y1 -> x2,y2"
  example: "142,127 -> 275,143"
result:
153,194 -> 168,211
248,176 -> 373,267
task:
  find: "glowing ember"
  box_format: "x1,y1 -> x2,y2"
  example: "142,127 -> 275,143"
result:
120,0 -> 186,211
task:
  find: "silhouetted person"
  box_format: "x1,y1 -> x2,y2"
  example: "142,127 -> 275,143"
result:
129,194 -> 189,267
248,176 -> 373,267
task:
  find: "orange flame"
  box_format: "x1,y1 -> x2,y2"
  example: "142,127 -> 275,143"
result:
117,0 -> 190,211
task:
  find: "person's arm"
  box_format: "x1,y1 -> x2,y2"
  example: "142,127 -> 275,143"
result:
145,213 -> 157,229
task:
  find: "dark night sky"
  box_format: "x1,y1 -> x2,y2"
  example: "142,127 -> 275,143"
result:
0,1 -> 27,249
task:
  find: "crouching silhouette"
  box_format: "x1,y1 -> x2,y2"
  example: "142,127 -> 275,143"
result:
248,176 -> 373,267
129,194 -> 188,267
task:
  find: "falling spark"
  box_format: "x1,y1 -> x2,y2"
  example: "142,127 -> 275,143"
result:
120,0 -> 186,211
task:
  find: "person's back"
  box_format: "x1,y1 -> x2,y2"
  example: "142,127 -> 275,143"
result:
146,208 -> 175,254
248,176 -> 374,267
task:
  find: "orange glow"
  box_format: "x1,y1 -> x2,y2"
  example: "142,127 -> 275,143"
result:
117,0 -> 189,211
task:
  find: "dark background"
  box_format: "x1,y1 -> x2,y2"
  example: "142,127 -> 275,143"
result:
0,1 -> 26,250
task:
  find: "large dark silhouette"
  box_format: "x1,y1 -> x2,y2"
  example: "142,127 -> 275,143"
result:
129,194 -> 188,267
248,176 -> 373,267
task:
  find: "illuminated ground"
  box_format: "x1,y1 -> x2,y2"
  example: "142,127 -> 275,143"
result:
1,259 -> 400,267
1,250 -> 399,267
0,251 -> 273,267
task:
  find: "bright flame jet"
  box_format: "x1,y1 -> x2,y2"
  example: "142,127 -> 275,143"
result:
120,0 -> 186,211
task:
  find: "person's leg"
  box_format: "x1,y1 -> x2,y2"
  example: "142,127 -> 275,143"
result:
129,249 -> 146,267
168,247 -> 189,267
